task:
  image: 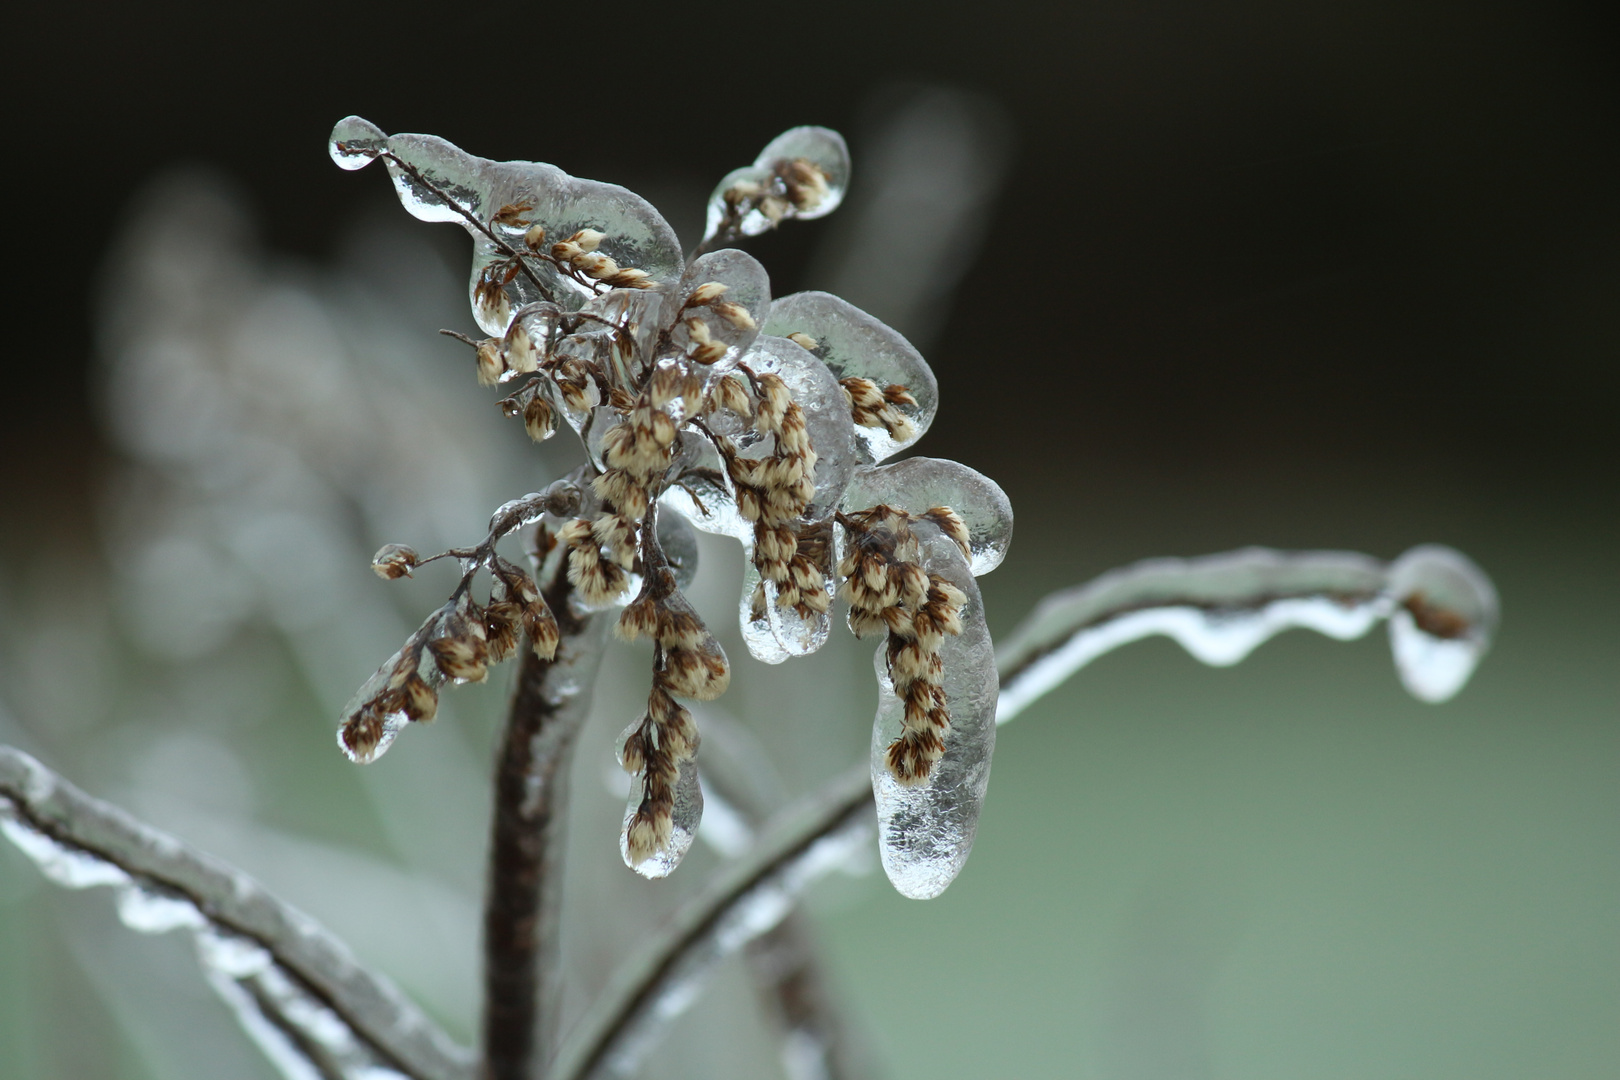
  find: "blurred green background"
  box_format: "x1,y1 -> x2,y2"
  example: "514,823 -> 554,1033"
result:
2,1 -> 1615,1077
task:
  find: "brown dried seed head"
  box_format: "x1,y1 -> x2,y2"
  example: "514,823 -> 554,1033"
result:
371,543 -> 419,580
568,228 -> 606,252
484,600 -> 523,663
616,592 -> 661,642
786,332 -> 818,352
505,324 -> 538,374
625,808 -> 673,866
341,711 -> 387,762
714,301 -> 756,331
428,634 -> 489,683
620,728 -> 646,774
688,281 -> 729,305
475,339 -> 503,387
400,674 -> 438,723
522,394 -> 555,442
659,645 -> 731,700
525,606 -> 560,660
523,223 -> 546,249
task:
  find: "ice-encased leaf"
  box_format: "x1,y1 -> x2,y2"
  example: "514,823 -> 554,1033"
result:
701,127 -> 851,246
870,528 -> 997,900
1385,544 -> 1498,703
329,116 -> 683,334
0,746 -> 473,1080
738,335 -> 860,519
664,249 -> 771,368
763,291 -> 938,462
619,756 -> 704,880
840,457 -> 1014,575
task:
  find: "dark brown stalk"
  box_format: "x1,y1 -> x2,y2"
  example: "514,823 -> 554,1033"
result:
481,568 -> 611,1080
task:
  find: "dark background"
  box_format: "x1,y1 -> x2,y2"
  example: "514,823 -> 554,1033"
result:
6,0 -> 1617,541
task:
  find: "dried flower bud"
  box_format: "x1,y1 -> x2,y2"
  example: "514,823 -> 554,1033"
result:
371,544 -> 419,580
522,393 -> 555,442
786,332 -> 818,352
568,228 -> 606,252
475,339 -> 503,387
523,223 -> 547,249
713,301 -> 756,331
688,281 -> 729,306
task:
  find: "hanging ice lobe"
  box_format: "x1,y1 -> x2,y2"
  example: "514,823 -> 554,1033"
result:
841,457 -> 1014,576
619,755 -> 705,880
666,249 -> 772,369
1385,544 -> 1497,703
742,335 -> 859,519
701,127 -> 852,246
763,291 -> 938,463
870,527 -> 997,900
328,116 -> 684,335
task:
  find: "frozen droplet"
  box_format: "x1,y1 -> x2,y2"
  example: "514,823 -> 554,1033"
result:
621,757 -> 704,879
840,457 -> 1014,575
763,291 -> 938,463
870,527 -> 997,899
328,116 -> 387,170
663,249 -> 771,368
737,556 -> 791,665
197,927 -> 275,979
740,335 -> 860,518
702,127 -> 852,246
328,117 -> 684,333
116,884 -> 207,933
0,812 -> 132,889
1385,544 -> 1498,703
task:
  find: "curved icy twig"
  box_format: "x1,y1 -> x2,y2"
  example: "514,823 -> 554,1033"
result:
995,544 -> 1498,721
552,764 -> 873,1080
0,746 -> 475,1080
553,545 -> 1496,1076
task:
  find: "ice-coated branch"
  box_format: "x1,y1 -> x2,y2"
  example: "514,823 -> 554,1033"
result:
0,746 -> 475,1080
482,568 -> 612,1080
994,544 -> 1498,721
550,544 -> 1496,1074
552,763 -> 874,1080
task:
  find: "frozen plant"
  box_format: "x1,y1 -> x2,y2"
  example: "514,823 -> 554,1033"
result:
0,117 -> 1499,1080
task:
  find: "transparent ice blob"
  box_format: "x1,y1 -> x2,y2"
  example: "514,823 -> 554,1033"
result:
701,126 -> 851,245
763,291 -> 938,463
329,116 -> 684,334
1385,544 -> 1498,703
738,335 -> 860,519
840,457 -> 1014,575
620,751 -> 705,880
870,526 -> 998,899
663,249 -> 772,369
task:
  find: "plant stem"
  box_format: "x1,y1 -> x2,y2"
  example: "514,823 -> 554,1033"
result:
481,568 -> 611,1080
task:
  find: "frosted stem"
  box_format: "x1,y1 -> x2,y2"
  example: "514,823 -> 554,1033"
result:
553,764 -> 874,1080
0,746 -> 474,1080
483,572 -> 612,1080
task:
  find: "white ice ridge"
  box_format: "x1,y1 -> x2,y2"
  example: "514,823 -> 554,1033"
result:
993,544 -> 1497,723
0,747 -> 474,1080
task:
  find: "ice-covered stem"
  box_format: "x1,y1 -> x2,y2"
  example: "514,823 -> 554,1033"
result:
553,764 -> 874,1080
0,747 -> 475,1080
482,543 -> 614,1080
550,544 -> 1497,1074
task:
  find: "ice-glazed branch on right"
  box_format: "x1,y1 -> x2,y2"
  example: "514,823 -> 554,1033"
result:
994,544 -> 1498,721
0,746 -> 475,1080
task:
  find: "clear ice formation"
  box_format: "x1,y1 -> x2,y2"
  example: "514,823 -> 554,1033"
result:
701,127 -> 851,247
993,544 -> 1498,722
840,456 -> 1014,576
0,747 -> 473,1080
762,291 -> 938,463
869,527 -> 999,900
330,116 -> 684,335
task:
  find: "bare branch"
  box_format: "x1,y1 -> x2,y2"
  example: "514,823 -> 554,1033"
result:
0,746 -> 474,1080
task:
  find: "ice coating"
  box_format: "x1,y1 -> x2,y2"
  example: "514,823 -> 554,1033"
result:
840,457 -> 1014,576
701,126 -> 852,245
620,757 -> 704,879
738,335 -> 859,519
762,571 -> 833,660
666,249 -> 772,368
869,528 -> 998,899
0,747 -> 475,1080
1385,544 -> 1498,703
992,546 -> 1498,724
763,291 -> 938,463
654,507 -> 700,590
336,646 -> 436,764
328,116 -> 684,334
